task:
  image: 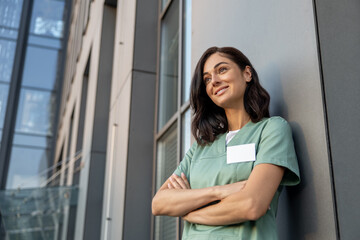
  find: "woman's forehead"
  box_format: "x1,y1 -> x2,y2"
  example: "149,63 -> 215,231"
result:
204,53 -> 232,71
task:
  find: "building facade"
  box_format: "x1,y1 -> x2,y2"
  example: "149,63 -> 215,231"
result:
0,0 -> 71,238
55,0 -> 360,240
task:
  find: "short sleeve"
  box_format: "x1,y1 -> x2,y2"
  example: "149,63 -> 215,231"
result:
254,117 -> 300,186
173,142 -> 197,181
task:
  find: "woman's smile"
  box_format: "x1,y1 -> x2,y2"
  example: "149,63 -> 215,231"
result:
215,86 -> 229,95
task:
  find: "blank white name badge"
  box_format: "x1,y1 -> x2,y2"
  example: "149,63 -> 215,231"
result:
227,143 -> 256,164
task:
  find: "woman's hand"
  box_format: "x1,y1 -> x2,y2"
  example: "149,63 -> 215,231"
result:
168,173 -> 191,189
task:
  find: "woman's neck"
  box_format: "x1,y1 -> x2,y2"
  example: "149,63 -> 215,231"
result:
225,108 -> 250,131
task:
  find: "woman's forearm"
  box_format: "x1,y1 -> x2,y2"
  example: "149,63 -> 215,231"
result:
182,191 -> 254,225
183,164 -> 285,225
152,186 -> 219,217
152,174 -> 246,217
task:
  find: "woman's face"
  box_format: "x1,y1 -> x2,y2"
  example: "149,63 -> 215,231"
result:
203,52 -> 252,110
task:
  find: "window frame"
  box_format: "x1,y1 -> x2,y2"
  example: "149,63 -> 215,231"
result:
152,0 -> 191,239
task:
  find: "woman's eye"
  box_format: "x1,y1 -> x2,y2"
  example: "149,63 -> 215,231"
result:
204,77 -> 211,84
219,67 -> 227,73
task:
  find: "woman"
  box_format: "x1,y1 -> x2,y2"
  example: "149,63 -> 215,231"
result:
152,47 -> 300,240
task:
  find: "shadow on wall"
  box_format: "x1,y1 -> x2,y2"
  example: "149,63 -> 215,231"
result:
277,122 -> 317,239
263,64 -> 318,239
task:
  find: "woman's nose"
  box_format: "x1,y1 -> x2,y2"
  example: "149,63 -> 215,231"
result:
211,74 -> 221,85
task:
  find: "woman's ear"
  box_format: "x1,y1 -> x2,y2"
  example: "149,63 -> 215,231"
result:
244,66 -> 252,82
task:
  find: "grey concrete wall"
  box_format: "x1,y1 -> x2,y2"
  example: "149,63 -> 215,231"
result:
82,5 -> 116,240
122,0 -> 158,239
315,1 -> 360,239
192,1 -> 337,239
100,0 -> 137,239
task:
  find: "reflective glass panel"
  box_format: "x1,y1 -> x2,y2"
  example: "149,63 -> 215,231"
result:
0,0 -> 24,28
158,0 -> 179,130
0,39 -> 16,82
13,133 -> 52,148
6,146 -> 50,189
0,83 -> 9,130
181,109 -> 191,159
0,27 -> 18,40
22,46 -> 59,90
28,34 -> 62,49
155,123 -> 177,240
15,89 -> 56,135
182,0 -> 192,103
30,0 -> 65,38
0,186 -> 78,238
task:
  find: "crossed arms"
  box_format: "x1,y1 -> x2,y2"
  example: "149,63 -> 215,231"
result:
152,163 -> 284,226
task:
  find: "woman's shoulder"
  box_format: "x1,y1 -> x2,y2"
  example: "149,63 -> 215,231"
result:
261,116 -> 290,128
257,116 -> 292,137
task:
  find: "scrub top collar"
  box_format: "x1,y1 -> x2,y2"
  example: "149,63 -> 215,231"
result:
219,119 -> 256,152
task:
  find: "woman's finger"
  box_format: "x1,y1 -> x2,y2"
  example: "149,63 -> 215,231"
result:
181,173 -> 191,189
172,174 -> 188,189
167,183 -> 173,189
169,176 -> 182,189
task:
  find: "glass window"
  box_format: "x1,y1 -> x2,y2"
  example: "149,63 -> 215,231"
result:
0,83 -> 9,130
13,133 -> 52,148
0,27 -> 18,40
6,146 -> 50,189
0,0 -> 24,28
30,0 -> 65,39
0,39 -> 17,82
181,108 -> 191,159
182,0 -> 192,103
158,0 -> 179,130
155,123 -> 178,240
28,35 -> 62,49
15,89 -> 56,136
155,0 -> 193,238
21,46 -> 59,90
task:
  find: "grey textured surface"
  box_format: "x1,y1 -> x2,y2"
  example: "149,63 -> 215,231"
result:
82,5 -> 116,240
123,70 -> 156,240
122,0 -> 158,238
315,0 -> 360,239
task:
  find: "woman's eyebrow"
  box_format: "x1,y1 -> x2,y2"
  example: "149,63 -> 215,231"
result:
203,62 -> 229,75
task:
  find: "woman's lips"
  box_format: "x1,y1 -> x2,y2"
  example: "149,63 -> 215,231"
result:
215,86 -> 229,95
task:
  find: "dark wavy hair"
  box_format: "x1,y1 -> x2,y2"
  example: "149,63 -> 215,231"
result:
191,46 -> 270,146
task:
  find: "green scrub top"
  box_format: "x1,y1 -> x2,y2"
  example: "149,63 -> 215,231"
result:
173,117 -> 300,240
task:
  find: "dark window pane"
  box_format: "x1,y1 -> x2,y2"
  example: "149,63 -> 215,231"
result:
0,83 -> 9,131
0,0 -> 24,29
15,89 -> 56,135
6,146 -> 50,189
0,39 -> 16,82
30,0 -> 65,38
155,124 -> 178,240
181,109 -> 191,159
158,0 -> 179,130
22,46 -> 59,90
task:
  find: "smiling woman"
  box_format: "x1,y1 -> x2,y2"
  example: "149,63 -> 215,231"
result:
191,47 -> 271,144
152,46 -> 300,240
